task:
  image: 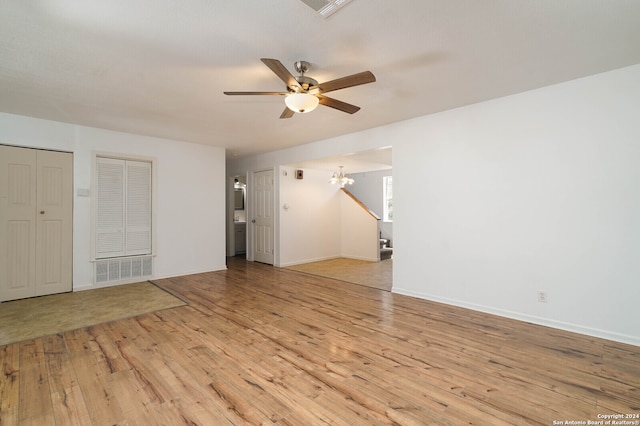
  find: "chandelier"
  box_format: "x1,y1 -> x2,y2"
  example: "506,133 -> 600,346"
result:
329,166 -> 354,187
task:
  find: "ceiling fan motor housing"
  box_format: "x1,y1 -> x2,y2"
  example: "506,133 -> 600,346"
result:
295,75 -> 318,92
293,61 -> 318,91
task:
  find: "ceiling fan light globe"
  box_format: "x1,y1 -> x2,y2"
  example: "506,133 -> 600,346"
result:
285,93 -> 319,113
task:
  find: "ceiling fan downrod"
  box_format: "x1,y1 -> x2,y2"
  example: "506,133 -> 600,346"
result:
293,61 -> 317,91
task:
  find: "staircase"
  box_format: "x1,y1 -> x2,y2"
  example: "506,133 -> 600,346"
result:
380,238 -> 393,260
340,188 -> 393,262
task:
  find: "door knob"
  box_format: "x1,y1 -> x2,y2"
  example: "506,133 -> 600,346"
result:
251,219 -> 256,223
40,211 -> 45,215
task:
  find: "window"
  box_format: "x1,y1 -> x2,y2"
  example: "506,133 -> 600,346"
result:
95,157 -> 152,259
383,176 -> 393,222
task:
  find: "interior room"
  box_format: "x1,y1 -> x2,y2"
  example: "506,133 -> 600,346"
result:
1,1 -> 639,424
275,149 -> 394,290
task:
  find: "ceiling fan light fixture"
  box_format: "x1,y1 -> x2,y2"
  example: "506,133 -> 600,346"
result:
285,93 -> 319,113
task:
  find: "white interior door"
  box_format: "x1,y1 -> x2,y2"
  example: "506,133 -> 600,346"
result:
252,169 -> 274,265
0,146 -> 73,302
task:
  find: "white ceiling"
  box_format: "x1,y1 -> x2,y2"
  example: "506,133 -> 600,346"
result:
1,1 -> 640,160
287,146 -> 392,174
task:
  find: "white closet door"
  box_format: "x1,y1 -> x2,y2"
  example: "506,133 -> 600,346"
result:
95,157 -> 151,259
125,160 -> 151,255
95,158 -> 126,258
0,146 -> 73,302
35,149 -> 73,296
0,146 -> 37,301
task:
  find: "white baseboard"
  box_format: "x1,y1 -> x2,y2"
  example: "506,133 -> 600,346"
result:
393,287 -> 640,347
342,255 -> 380,262
73,264 -> 228,292
278,255 -> 340,267
152,265 -> 228,280
279,254 -> 382,267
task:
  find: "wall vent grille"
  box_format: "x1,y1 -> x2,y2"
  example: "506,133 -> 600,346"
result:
300,0 -> 353,18
95,255 -> 153,284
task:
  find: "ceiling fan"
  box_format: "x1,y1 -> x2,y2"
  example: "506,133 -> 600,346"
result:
224,58 -> 376,119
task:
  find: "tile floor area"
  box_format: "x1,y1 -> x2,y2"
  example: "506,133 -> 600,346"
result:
0,281 -> 185,346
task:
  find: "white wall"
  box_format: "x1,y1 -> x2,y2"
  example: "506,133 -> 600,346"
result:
1,113 -> 227,290
349,169 -> 393,243
228,65 -> 640,346
227,128 -> 392,177
392,65 -> 640,345
340,191 -> 380,262
278,166 -> 341,266
274,166 -> 381,266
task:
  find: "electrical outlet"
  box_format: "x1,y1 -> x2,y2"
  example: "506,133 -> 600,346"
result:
537,291 -> 548,303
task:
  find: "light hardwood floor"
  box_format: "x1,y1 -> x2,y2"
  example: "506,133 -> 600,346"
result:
1,257 -> 638,425
285,257 -> 393,291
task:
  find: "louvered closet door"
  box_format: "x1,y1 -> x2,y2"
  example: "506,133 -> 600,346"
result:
95,158 -> 126,257
0,146 -> 73,302
124,160 -> 151,256
95,157 -> 151,259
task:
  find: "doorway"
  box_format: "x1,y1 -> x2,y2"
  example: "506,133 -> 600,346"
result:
282,148 -> 393,289
230,175 -> 247,257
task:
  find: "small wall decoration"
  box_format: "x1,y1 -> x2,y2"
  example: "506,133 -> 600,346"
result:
295,169 -> 304,179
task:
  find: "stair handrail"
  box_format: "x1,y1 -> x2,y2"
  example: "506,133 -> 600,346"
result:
340,188 -> 380,220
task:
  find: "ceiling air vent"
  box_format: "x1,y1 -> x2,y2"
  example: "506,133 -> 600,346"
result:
300,0 -> 353,18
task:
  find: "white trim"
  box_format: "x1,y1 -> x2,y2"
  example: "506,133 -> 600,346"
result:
278,255 -> 340,268
73,265 -> 228,292
151,265 -> 228,281
278,254 -> 380,268
393,287 -> 640,347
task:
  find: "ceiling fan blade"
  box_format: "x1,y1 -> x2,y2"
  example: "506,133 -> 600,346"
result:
260,58 -> 302,92
280,107 -> 295,119
312,71 -> 376,94
224,91 -> 288,96
317,95 -> 361,114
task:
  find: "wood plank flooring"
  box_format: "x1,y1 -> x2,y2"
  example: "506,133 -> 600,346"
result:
285,257 -> 393,291
1,257 -> 638,425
